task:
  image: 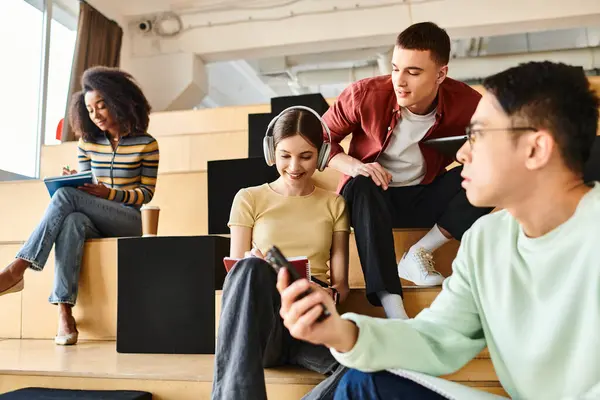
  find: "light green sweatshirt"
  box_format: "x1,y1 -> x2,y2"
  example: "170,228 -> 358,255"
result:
332,185 -> 600,399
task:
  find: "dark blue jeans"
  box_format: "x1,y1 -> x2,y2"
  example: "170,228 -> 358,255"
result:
334,369 -> 446,400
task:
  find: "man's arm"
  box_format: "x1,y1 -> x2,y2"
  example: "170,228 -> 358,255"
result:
323,83 -> 392,189
278,229 -> 486,376
322,83 -> 361,160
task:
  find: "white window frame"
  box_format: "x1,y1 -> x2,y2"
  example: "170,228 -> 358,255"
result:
24,0 -> 77,177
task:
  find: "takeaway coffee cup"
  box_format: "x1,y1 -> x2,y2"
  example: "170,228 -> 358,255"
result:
141,205 -> 160,237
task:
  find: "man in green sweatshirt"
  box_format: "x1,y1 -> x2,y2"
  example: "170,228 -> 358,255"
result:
276,61 -> 600,399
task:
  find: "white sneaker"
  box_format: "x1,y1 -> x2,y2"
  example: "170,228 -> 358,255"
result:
398,248 -> 444,286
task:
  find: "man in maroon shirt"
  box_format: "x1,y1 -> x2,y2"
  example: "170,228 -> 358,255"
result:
322,22 -> 493,319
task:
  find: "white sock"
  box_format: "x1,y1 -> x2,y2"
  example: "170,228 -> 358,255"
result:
410,224 -> 450,254
377,291 -> 409,319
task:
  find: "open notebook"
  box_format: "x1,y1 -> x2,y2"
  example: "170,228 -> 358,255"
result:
43,171 -> 97,198
223,256 -> 311,280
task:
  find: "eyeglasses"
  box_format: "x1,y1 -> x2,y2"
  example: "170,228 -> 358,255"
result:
465,126 -> 537,148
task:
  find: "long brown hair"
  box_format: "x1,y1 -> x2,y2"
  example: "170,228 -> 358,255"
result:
272,109 -> 324,150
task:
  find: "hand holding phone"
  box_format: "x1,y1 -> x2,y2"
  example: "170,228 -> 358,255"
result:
265,246 -> 330,322
274,248 -> 359,351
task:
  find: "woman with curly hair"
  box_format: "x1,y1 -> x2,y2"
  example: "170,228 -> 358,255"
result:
0,66 -> 159,345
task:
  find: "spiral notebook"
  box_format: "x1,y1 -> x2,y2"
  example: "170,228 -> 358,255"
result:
223,256 -> 311,279
43,171 -> 97,197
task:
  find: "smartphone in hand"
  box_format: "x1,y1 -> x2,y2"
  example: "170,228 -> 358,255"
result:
265,246 -> 330,322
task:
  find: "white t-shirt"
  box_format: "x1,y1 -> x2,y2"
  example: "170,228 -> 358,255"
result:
377,107 -> 436,187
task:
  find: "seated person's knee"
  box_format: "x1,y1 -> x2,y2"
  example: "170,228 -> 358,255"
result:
62,212 -> 89,227
344,176 -> 379,199
352,175 -> 377,189
336,368 -> 373,394
53,186 -> 78,202
225,257 -> 274,284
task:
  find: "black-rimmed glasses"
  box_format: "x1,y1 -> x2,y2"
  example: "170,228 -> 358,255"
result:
465,126 -> 537,148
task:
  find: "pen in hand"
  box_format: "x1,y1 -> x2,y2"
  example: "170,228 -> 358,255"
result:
62,165 -> 74,176
246,241 -> 264,259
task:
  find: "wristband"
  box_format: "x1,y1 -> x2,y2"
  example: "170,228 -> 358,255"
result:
331,287 -> 339,305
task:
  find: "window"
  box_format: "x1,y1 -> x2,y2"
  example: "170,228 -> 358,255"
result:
0,0 -> 77,178
45,2 -> 78,146
0,0 -> 44,177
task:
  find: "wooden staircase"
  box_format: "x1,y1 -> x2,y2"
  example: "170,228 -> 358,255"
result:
0,340 -> 507,398
0,100 -> 514,398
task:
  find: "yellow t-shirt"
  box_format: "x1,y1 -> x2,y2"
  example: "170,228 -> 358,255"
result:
228,183 -> 350,283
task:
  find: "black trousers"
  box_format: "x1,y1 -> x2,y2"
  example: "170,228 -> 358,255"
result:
341,166 -> 493,305
212,258 -> 343,400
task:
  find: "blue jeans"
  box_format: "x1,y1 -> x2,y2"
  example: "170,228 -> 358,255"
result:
334,369 -> 446,400
16,187 -> 142,305
211,257 -> 346,400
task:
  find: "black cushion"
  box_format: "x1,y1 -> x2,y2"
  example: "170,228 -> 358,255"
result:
270,93 -> 330,116
117,236 -> 229,354
207,157 -> 278,235
0,388 -> 151,399
583,136 -> 600,183
248,113 -> 274,158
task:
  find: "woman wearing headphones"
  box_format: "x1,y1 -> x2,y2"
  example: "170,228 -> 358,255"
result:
211,107 -> 350,400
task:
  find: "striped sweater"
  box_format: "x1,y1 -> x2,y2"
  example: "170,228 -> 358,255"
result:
77,134 -> 159,207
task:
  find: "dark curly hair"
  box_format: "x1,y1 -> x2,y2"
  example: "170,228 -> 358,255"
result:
69,66 -> 151,141
483,61 -> 599,175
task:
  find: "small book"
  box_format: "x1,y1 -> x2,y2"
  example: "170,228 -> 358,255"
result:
43,170 -> 97,198
223,256 -> 311,280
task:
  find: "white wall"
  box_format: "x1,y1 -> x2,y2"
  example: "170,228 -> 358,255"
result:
121,0 -> 600,62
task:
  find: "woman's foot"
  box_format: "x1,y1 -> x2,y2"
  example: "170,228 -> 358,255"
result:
55,305 -> 78,346
0,258 -> 29,294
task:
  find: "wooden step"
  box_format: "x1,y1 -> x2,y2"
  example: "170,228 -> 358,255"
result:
0,339 -> 318,399
0,340 -> 507,398
0,239 -> 119,341
40,137 -> 348,190
0,180 -> 50,243
149,104 -> 272,136
0,373 -> 507,399
41,104 -> 353,184
0,223 -> 459,341
348,230 -> 459,287
0,169 -> 457,270
41,131 -> 248,179
38,77 -> 600,179
0,244 -> 23,339
0,169 -> 345,244
40,103 -> 352,188
0,172 -> 459,283
215,287 -> 442,329
0,171 -> 208,242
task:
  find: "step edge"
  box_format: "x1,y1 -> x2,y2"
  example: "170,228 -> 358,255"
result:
0,369 -> 501,386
